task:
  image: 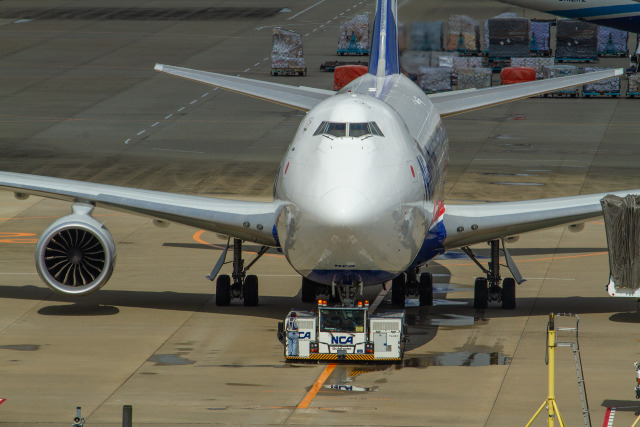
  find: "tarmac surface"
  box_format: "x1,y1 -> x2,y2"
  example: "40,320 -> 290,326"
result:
1,0 -> 640,425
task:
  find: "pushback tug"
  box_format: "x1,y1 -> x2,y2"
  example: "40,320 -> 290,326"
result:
279,300 -> 406,362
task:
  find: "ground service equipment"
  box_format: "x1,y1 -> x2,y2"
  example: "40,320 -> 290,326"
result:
279,301 -> 406,362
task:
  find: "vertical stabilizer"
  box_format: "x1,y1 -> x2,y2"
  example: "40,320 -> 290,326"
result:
368,0 -> 399,77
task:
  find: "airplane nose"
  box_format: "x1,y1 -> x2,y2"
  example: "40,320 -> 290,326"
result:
317,186 -> 373,234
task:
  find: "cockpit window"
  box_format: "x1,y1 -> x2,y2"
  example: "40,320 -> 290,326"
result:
326,122 -> 347,137
313,121 -> 384,138
349,123 -> 369,137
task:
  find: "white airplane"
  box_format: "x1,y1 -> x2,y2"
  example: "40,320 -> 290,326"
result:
0,0 -> 629,309
497,0 -> 640,33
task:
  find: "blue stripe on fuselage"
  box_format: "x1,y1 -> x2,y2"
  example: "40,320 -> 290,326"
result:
368,0 -> 399,77
588,15 -> 640,32
546,3 -> 640,18
409,219 -> 446,269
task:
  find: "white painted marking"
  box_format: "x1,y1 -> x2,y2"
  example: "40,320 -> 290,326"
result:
326,20 -> 331,24
213,87 -> 218,91
201,92 -> 209,98
137,130 -> 146,136
287,0 -> 326,20
243,67 -> 250,72
151,148 -> 205,154
347,8 -> 351,11
124,139 -> 131,144
164,114 -> 173,119
0,273 -> 37,275
178,107 -> 185,112
190,99 -> 197,105
312,28 -> 318,32
151,122 -> 159,127
263,57 -> 269,61
305,33 -> 310,36
334,16 -> 338,19
608,408 -> 616,427
254,62 -> 260,67
340,12 -> 344,15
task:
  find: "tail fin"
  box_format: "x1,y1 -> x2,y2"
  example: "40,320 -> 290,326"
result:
368,0 -> 400,77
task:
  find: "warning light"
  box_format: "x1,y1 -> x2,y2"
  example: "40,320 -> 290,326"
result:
365,300 -> 369,307
357,301 -> 363,307
318,299 -> 323,306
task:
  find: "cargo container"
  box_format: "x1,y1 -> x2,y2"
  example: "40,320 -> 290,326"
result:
457,68 -> 492,90
337,14 -> 370,55
446,15 -> 480,53
583,67 -> 620,96
333,65 -> 368,90
411,21 -> 443,51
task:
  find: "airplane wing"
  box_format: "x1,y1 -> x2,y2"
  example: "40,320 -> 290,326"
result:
430,68 -> 623,117
0,172 -> 280,246
442,189 -> 640,249
154,64 -> 335,112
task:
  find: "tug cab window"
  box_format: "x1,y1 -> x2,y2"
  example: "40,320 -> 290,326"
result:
313,121 -> 384,138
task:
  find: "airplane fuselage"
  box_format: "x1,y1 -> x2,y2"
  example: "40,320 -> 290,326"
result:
500,0 -> 640,32
273,73 -> 448,287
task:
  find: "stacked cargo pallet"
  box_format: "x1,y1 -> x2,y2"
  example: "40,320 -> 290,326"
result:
417,67 -> 452,93
530,21 -> 551,56
457,68 -> 492,90
488,17 -> 531,59
555,20 -> 598,62
583,67 -> 620,97
510,57 -> 554,79
337,14 -> 370,55
411,21 -> 443,51
597,26 -> 628,57
446,15 -> 480,54
628,75 -> 640,97
543,65 -> 579,97
271,28 -> 306,76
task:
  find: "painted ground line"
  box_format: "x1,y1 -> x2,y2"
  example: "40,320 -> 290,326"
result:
136,130 -> 145,135
296,363 -> 337,409
151,122 -> 159,127
287,0 -> 326,20
164,114 -> 172,119
177,107 -> 185,112
124,138 -> 131,144
190,99 -> 197,104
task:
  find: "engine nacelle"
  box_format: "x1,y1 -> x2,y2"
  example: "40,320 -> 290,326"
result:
35,204 -> 116,296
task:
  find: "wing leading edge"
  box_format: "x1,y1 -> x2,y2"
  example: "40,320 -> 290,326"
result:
442,189 -> 640,249
0,172 -> 280,246
430,68 -> 623,117
154,64 -> 334,112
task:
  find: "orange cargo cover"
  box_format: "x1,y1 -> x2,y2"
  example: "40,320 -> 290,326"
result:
500,66 -> 536,85
334,65 -> 368,90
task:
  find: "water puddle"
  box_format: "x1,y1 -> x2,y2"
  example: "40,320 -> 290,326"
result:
494,182 -> 545,186
401,351 -> 511,367
148,353 -> 195,366
0,344 -> 40,351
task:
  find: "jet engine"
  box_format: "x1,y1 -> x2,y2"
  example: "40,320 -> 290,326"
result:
35,204 -> 116,296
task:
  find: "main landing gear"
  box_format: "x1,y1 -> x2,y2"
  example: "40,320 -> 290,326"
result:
462,240 -> 516,310
209,238 -> 269,306
391,268 -> 433,308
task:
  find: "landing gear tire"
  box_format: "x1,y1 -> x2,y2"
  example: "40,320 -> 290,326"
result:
243,275 -> 259,306
501,278 -> 516,310
392,274 -> 406,307
473,277 -> 488,309
216,274 -> 231,306
301,277 -> 316,303
419,272 -> 433,306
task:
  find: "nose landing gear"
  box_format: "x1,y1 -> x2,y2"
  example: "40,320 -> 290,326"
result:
391,268 -> 433,308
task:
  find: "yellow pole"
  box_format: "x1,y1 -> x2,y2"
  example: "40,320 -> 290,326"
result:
548,313 -> 556,427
